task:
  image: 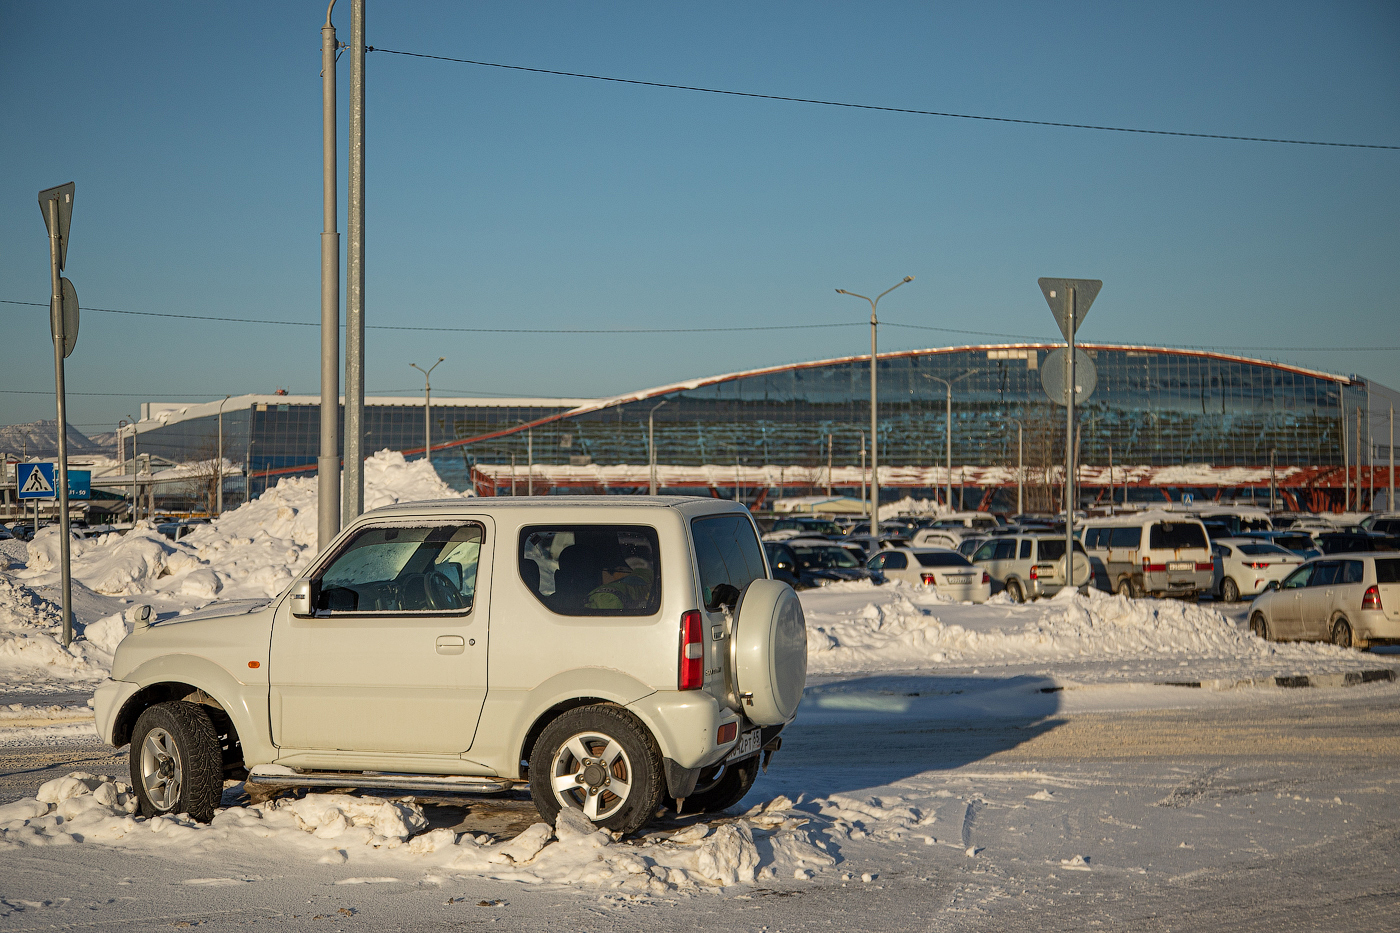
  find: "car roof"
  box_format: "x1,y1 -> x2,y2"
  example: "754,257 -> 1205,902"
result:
364,496 -> 746,519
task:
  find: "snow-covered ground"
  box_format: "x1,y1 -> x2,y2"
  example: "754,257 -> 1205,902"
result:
1,456 -> 1397,927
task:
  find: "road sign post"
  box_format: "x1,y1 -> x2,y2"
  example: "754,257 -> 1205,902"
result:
1038,277 -> 1102,588
39,182 -> 77,646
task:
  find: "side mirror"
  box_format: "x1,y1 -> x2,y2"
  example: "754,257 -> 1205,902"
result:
132,604 -> 153,630
290,579 -> 320,617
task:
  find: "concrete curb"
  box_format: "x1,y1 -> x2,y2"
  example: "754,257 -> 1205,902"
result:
1154,669 -> 1397,691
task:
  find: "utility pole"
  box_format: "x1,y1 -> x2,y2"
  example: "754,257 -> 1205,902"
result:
826,433 -> 833,497
1269,449 -> 1277,513
859,432 -> 866,517
411,358 -> 444,469
527,428 -> 533,496
837,276 -> 913,531
343,0 -> 367,524
1011,419 -> 1024,516
648,400 -> 667,495
216,394 -> 230,515
1357,406 -> 1364,512
318,0 -> 342,550
1341,394 -> 1349,512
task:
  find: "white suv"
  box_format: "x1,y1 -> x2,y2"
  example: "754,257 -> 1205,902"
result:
94,498 -> 807,834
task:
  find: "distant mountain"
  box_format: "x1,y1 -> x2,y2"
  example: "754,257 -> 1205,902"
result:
0,420 -> 111,459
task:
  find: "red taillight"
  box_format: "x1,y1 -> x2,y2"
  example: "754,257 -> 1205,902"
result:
1143,559 -> 1166,572
1196,562 -> 1214,571
1247,561 -> 1271,570
679,610 -> 704,690
1029,565 -> 1039,580
920,572 -> 935,585
1363,585 -> 1383,612
717,722 -> 738,745
982,571 -> 990,585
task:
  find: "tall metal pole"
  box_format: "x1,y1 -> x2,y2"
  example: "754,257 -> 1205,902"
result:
1269,449 -> 1277,513
859,432 -> 866,515
945,383 -> 953,510
318,0 -> 342,550
46,196 -> 73,647
1390,405 -> 1395,512
1015,420 -> 1024,515
1064,287 -> 1077,586
826,433 -> 833,497
527,428 -> 533,496
1356,405 -> 1363,512
216,394 -> 230,515
411,358 -> 444,469
343,0 -> 366,523
837,277 -> 913,530
1341,394 -> 1349,512
1107,443 -> 1114,515
648,399 -> 667,495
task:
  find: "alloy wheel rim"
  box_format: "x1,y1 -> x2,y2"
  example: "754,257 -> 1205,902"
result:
549,731 -> 634,821
140,726 -> 182,811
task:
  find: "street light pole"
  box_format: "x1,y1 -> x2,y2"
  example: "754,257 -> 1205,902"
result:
837,276 -> 913,530
410,357 -> 444,469
216,394 -> 230,515
318,0 -> 342,552
648,399 -> 668,495
343,0 -> 366,524
1009,419 -> 1025,516
926,371 -> 979,513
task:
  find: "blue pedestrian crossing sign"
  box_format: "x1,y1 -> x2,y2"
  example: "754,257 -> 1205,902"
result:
17,463 -> 57,499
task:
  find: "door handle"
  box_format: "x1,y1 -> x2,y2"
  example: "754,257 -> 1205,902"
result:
436,635 -> 466,655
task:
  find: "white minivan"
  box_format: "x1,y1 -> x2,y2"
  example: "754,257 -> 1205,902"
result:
1081,511 -> 1214,598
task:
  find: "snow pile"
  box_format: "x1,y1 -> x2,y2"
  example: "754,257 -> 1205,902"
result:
0,778 -> 838,893
12,450 -> 468,605
0,579 -> 117,684
802,584 -> 1355,674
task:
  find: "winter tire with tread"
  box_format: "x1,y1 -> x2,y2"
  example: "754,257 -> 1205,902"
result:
1221,577 -> 1240,603
130,701 -> 223,822
529,704 -> 663,836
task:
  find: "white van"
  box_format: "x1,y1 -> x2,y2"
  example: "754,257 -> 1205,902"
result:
1081,510 -> 1213,598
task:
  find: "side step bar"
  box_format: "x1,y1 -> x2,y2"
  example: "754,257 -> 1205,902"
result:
247,765 -> 516,795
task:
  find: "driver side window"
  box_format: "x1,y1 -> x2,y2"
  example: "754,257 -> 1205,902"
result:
317,523 -> 482,614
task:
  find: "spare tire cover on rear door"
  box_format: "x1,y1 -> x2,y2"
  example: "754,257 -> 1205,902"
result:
731,579 -> 808,726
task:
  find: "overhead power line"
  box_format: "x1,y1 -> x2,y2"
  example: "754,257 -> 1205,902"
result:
368,46 -> 1400,151
5,298 -> 1397,351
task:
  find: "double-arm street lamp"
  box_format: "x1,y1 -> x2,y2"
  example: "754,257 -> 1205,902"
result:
410,357 -> 445,469
924,370 -> 979,512
836,276 -> 914,528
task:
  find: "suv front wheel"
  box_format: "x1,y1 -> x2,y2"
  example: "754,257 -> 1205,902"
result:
529,705 -> 664,835
130,701 -> 224,822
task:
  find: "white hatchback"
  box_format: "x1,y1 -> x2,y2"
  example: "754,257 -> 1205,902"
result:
867,547 -> 991,602
1210,538 -> 1303,602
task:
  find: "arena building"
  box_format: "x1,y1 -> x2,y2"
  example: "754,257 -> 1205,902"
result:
126,344 -> 1398,513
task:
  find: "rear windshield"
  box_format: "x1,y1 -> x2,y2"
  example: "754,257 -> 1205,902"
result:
915,552 -> 973,568
692,514 -> 768,611
1236,543 -> 1293,556
1376,559 -> 1400,584
1149,522 -> 1208,550
1036,539 -> 1087,561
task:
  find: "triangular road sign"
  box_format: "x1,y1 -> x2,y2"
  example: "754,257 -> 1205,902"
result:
1038,278 -> 1102,341
20,465 -> 55,495
38,182 -> 75,271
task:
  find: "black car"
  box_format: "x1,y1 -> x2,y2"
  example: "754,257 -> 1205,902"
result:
764,541 -> 881,589
1316,532 -> 1398,554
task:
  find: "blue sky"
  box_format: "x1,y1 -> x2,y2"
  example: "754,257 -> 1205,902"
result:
2,1 -> 1397,436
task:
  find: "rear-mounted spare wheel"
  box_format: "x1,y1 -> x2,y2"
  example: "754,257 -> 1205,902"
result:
731,579 -> 808,725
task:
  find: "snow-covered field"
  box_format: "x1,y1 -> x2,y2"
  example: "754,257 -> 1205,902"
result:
1,457 -> 1397,927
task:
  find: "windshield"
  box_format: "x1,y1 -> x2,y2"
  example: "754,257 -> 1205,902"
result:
1236,543 -> 1293,557
915,552 -> 974,568
793,546 -> 862,569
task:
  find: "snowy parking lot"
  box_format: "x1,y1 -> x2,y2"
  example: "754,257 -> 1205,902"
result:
2,463 -> 1398,930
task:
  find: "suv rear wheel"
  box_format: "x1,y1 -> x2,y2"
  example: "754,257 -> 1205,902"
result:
529,705 -> 663,836
130,701 -> 223,822
1005,579 -> 1024,603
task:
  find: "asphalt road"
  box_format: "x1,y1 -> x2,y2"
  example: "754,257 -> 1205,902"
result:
2,689 -> 1397,931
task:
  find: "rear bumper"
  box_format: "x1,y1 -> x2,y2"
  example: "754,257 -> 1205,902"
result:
1355,610 -> 1400,643
1143,570 -> 1212,595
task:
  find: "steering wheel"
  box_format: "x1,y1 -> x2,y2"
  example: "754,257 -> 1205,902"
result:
423,570 -> 463,611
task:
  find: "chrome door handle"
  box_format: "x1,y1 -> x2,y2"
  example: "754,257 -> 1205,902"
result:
436,635 -> 466,655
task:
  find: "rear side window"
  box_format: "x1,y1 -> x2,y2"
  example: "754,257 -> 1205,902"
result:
1109,527 -> 1142,548
692,514 -> 767,611
1343,561 -> 1364,584
1083,528 -> 1102,549
1309,561 -> 1341,586
519,525 -> 661,617
1149,523 -> 1207,550
1019,539 -> 1032,559
1376,559 -> 1400,584
881,551 -> 908,570
915,552 -> 973,568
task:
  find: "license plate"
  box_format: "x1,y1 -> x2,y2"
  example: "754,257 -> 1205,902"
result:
726,728 -> 762,762
947,575 -> 972,584
1168,561 -> 1193,572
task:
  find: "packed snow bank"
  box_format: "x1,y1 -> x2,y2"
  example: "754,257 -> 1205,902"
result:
0,776 -> 835,893
15,450 -> 468,604
801,582 -> 1372,675
0,579 -> 124,685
